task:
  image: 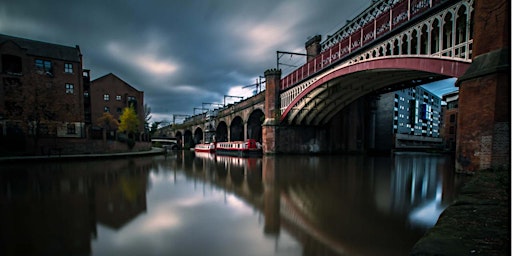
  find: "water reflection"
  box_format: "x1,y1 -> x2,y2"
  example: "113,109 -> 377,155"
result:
0,152 -> 464,256
0,158 -> 153,256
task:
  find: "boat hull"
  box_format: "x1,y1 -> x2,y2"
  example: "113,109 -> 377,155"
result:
194,148 -> 215,153
215,148 -> 262,157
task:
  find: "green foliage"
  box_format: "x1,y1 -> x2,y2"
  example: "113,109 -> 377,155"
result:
118,105 -> 139,138
149,121 -> 161,136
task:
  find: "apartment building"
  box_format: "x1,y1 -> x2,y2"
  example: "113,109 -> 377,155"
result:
0,34 -> 85,151
373,85 -> 443,152
90,73 -> 144,134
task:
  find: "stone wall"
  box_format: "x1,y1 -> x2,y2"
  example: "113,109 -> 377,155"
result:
35,138 -> 152,155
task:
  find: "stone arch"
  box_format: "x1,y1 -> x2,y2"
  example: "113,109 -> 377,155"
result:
230,116 -> 244,141
246,109 -> 264,142
183,130 -> 193,149
216,121 -> 228,142
175,131 -> 183,148
193,127 -> 203,144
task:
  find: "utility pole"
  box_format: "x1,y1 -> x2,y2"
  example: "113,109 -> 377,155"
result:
223,95 -> 244,106
242,76 -> 266,94
193,107 -> 208,115
172,114 -> 189,125
276,51 -> 314,70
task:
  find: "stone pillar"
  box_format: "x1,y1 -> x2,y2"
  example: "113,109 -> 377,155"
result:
243,121 -> 248,141
305,35 -> 322,62
455,0 -> 510,172
262,69 -> 281,154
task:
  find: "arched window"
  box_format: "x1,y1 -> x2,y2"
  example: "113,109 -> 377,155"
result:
442,12 -> 454,56
393,39 -> 400,55
386,43 -> 392,56
421,24 -> 429,54
411,29 -> 418,54
401,34 -> 409,55
430,19 -> 440,54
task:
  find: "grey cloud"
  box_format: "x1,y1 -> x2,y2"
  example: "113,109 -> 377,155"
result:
1,0 -> 370,122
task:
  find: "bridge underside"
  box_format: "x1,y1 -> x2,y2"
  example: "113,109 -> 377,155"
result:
283,69 -> 447,126
281,57 -> 470,126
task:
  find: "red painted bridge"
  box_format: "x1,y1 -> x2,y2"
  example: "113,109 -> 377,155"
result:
173,0 -> 509,173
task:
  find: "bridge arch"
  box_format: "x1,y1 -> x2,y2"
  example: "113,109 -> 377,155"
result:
193,127 -> 203,144
216,121 -> 228,142
183,130 -> 193,148
246,109 -> 264,142
281,57 -> 470,125
230,116 -> 244,141
175,131 -> 183,148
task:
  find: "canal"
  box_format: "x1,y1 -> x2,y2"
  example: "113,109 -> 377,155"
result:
0,152 -> 467,256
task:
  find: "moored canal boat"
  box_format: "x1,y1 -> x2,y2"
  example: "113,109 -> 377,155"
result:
194,142 -> 216,153
216,139 -> 262,157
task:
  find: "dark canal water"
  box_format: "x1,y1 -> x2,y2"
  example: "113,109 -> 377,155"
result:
0,151 -> 467,256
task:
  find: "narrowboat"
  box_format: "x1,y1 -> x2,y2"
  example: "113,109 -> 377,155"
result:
216,139 -> 262,157
194,142 -> 216,153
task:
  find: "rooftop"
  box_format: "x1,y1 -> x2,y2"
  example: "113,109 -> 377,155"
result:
0,33 -> 81,62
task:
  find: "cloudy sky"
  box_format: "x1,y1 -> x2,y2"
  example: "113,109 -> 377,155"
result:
1,0 -> 455,123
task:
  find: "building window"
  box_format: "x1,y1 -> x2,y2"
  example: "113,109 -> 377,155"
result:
104,94 -> 110,101
2,54 -> 22,75
64,63 -> 73,73
35,59 -> 52,74
449,126 -> 455,134
104,106 -> 110,113
449,114 -> 456,123
116,95 -> 122,101
84,91 -> 89,98
65,83 -> 74,94
67,123 -> 76,134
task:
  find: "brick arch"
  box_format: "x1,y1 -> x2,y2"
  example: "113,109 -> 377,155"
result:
229,116 -> 244,141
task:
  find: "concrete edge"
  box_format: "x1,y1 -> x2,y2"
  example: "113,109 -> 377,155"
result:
0,147 -> 166,163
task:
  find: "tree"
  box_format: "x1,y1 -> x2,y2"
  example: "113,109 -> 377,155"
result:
96,112 -> 119,141
96,112 -> 119,130
118,105 -> 140,139
3,72 -> 76,153
149,121 -> 161,137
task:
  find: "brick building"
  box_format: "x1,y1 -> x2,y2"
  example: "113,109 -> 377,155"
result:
441,90 -> 458,152
90,73 -> 144,135
0,34 -> 86,152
